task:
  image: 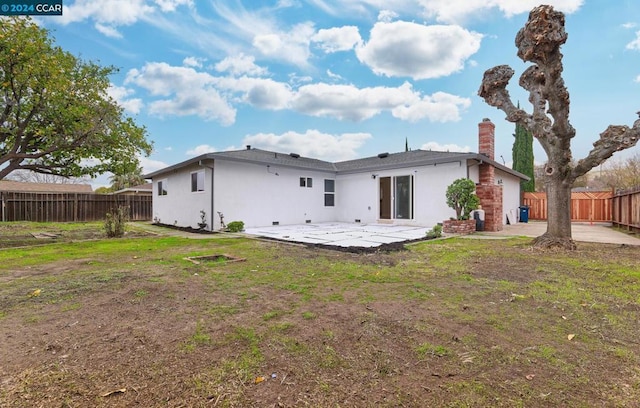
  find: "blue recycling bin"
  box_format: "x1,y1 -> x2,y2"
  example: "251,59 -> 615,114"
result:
519,205 -> 529,223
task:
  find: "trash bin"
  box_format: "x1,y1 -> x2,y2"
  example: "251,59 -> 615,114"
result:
519,205 -> 529,223
474,207 -> 485,231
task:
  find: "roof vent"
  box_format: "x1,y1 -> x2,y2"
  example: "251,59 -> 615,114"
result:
246,145 -> 251,150
378,152 -> 389,158
289,153 -> 300,158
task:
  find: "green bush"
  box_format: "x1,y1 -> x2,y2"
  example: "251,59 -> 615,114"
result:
104,206 -> 129,238
226,221 -> 244,232
426,224 -> 442,239
445,178 -> 480,220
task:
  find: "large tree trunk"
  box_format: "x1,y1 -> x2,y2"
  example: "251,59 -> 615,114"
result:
533,173 -> 576,249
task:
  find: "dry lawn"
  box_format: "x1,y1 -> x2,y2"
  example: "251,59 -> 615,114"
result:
0,222 -> 639,407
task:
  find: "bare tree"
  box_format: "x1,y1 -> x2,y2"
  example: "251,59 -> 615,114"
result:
478,5 -> 639,249
6,170 -> 89,184
596,153 -> 640,191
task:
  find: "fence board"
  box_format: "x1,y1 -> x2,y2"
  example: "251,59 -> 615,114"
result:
523,191 -> 613,222
0,192 -> 151,222
612,186 -> 640,233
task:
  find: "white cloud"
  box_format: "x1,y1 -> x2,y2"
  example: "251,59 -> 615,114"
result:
215,54 -> 268,77
125,62 -> 236,124
183,56 -> 205,68
107,84 -> 143,114
418,0 -> 583,24
139,155 -> 170,174
292,82 -> 418,121
252,22 -> 315,66
326,69 -> 343,80
94,23 -> 123,38
243,129 -> 372,161
291,81 -> 467,123
622,22 -> 637,30
634,74 -> 640,83
312,26 -> 361,53
356,21 -> 482,80
154,0 -> 193,12
186,144 -> 217,156
213,76 -> 293,110
392,91 -> 471,122
420,141 -> 471,152
123,60 -> 470,125
626,31 -> 640,50
59,0 -> 155,36
378,10 -> 398,23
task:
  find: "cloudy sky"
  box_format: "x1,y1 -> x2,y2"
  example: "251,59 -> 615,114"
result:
38,0 -> 640,185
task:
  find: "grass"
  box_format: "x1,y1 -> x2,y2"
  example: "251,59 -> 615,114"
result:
1,223 -> 639,407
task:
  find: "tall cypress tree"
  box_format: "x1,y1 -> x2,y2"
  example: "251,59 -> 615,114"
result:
512,109 -> 536,192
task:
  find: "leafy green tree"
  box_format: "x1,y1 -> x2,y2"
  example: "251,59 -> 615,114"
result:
446,178 -> 480,220
0,17 -> 152,181
512,111 -> 535,192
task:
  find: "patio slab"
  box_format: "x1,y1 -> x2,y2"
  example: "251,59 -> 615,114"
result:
244,222 -> 432,248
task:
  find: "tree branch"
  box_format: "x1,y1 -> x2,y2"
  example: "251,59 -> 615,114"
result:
572,119 -> 640,180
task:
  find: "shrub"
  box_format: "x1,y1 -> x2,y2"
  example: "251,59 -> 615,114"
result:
227,221 -> 244,232
426,224 -> 442,239
445,178 -> 480,220
104,206 -> 129,238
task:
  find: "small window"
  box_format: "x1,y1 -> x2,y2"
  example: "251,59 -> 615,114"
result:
300,177 -> 313,188
324,179 -> 335,207
158,180 -> 168,196
191,171 -> 205,192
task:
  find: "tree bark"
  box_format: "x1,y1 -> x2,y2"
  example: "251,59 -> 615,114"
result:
533,173 -> 576,249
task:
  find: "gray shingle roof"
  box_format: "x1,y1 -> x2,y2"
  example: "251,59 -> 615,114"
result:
144,147 -> 529,181
0,180 -> 93,193
335,150 -> 473,173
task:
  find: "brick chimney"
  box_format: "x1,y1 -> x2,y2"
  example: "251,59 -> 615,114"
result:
476,118 -> 503,232
478,118 -> 495,185
478,118 -> 495,160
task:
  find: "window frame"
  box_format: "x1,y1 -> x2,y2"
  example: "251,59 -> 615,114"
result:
324,179 -> 335,207
300,177 -> 313,188
191,170 -> 205,192
157,179 -> 168,196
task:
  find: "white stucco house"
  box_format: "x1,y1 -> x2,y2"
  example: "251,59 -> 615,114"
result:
144,119 -> 529,232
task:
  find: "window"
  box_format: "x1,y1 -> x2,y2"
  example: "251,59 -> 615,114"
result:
324,179 -> 335,207
191,171 -> 205,192
300,177 -> 313,187
157,180 -> 168,196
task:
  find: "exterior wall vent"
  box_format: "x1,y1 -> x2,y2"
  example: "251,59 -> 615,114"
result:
272,221 -> 279,226
355,219 -> 361,223
305,219 -> 311,223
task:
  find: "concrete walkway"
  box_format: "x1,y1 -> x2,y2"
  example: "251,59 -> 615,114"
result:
473,221 -> 640,246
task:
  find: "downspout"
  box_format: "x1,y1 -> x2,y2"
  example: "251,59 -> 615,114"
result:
199,160 -> 215,231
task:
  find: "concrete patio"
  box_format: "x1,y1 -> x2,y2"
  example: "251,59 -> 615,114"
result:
244,222 -> 432,248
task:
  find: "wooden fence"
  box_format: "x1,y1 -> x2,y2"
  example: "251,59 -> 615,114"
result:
522,191 -> 613,222
611,186 -> 640,233
0,192 -> 152,222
